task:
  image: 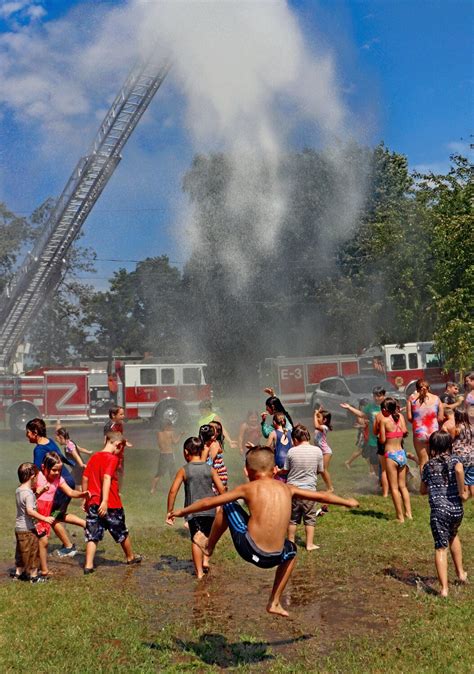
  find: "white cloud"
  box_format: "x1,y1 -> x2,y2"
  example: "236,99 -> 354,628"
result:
0,1 -> 45,21
361,37 -> 380,51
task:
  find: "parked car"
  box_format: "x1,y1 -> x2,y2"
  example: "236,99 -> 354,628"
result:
311,375 -> 406,423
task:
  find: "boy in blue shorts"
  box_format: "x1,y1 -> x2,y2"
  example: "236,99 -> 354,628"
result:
82,431 -> 141,574
169,447 -> 358,617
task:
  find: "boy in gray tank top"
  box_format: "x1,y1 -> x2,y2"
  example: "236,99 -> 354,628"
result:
166,437 -> 225,579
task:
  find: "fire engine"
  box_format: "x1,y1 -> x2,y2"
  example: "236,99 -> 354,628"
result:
359,342 -> 447,395
0,361 -> 211,433
260,341 -> 447,409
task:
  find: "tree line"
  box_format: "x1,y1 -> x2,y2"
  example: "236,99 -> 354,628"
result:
1,143 -> 472,391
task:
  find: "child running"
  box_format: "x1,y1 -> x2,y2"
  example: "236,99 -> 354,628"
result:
169,447 -> 359,617
313,409 -> 334,492
55,427 -> 92,487
36,452 -> 89,577
378,398 -> 412,522
82,431 -> 142,574
420,431 -> 468,596
14,463 -> 55,583
201,423 -> 228,490
150,420 -> 184,495
267,412 -> 293,479
166,437 -> 225,579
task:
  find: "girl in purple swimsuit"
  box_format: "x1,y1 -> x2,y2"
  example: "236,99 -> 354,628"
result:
379,398 -> 412,523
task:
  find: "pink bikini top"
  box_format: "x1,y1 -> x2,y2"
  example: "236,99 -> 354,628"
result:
386,419 -> 404,439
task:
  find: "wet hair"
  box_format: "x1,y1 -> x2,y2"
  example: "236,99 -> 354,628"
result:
445,381 -> 458,389
464,372 -> 474,390
372,386 -> 386,397
18,462 -> 38,484
265,396 -> 294,428
184,436 -> 204,457
199,399 -> 212,411
381,397 -> 400,423
105,430 -> 124,444
291,424 -> 311,443
42,451 -> 63,473
428,430 -> 452,458
273,412 -> 289,438
319,409 -> 333,431
26,418 -> 47,438
108,405 -> 123,419
199,424 -> 215,444
210,420 -> 224,447
415,379 -> 430,405
454,409 -> 473,443
245,447 -> 275,473
56,427 -> 70,441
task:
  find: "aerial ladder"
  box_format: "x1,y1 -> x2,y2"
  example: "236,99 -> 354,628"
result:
0,56 -> 171,371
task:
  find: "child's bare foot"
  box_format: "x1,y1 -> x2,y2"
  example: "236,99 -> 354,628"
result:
266,601 -> 290,617
345,461 -> 351,470
192,531 -> 211,557
396,517 -> 405,524
456,572 -> 468,584
306,544 -> 320,551
440,588 -> 449,598
405,514 -> 413,520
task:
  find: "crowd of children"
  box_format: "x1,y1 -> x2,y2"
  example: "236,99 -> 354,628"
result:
12,376 -> 472,610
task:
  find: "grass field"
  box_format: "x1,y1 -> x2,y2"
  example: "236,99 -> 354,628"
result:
0,416 -> 472,673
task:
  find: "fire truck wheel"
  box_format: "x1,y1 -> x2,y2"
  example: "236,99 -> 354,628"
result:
9,405 -> 38,437
154,401 -> 188,429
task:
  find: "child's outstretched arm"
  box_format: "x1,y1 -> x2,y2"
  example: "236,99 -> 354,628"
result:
77,444 -> 93,456
340,403 -> 365,419
60,482 -> 89,500
170,483 -> 247,521
289,485 -> 359,509
166,468 -> 185,525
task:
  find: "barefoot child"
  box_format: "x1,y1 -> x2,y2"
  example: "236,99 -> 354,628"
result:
266,413 -> 293,479
379,398 -> 412,522
169,447 -> 359,617
14,463 -> 55,583
166,437 -> 225,578
313,409 -> 334,492
35,452 -> 89,577
284,424 -> 324,551
420,431 -> 468,597
150,420 -> 184,494
82,431 -> 142,574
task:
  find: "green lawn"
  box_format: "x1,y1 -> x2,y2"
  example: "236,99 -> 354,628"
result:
0,421 -> 472,673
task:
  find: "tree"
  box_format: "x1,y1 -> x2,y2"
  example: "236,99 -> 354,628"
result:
415,155 -> 474,373
0,202 -> 31,291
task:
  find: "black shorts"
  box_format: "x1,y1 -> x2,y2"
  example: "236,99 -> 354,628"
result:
430,509 -> 463,549
377,440 -> 385,457
52,490 -> 71,520
222,502 -> 297,569
155,453 -> 176,478
188,516 -> 214,541
85,505 -> 129,544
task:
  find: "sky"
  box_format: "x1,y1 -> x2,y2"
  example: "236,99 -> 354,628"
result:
0,0 -> 472,288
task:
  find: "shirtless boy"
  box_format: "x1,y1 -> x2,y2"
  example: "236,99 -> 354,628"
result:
150,421 -> 184,494
169,447 -> 359,617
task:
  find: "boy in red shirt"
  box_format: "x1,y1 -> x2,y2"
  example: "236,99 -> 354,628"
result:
82,431 -> 141,574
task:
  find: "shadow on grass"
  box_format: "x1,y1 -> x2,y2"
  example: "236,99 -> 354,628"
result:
154,555 -> 194,575
384,567 -> 439,595
145,632 -> 312,667
349,509 -> 390,520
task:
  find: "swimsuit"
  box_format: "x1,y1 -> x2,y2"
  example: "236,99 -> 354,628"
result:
222,501 -> 296,569
314,425 -> 332,456
410,395 -> 440,441
384,418 -> 407,467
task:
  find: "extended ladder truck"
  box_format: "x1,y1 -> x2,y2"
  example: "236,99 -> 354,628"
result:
0,55 -> 212,433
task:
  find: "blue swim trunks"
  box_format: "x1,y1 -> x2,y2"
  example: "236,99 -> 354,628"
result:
223,502 -> 297,569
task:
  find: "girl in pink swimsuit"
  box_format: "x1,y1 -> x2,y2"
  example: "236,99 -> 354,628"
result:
379,398 -> 412,522
407,379 -> 444,470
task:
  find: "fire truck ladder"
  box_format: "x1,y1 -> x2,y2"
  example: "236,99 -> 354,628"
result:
0,57 -> 171,371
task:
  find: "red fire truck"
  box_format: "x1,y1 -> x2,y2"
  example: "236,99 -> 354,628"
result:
0,361 -> 211,433
359,342 -> 447,395
259,354 -> 361,408
260,341 -> 447,409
